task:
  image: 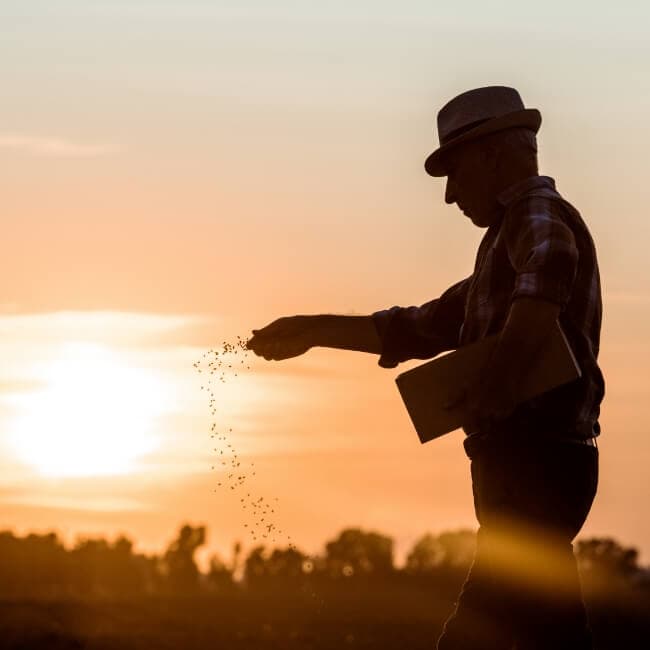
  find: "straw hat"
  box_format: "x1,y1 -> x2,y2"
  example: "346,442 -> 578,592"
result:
424,86 -> 542,177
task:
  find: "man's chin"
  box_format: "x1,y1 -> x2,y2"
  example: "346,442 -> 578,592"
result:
467,208 -> 499,228
469,214 -> 490,228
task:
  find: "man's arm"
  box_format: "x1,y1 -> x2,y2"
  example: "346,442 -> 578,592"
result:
247,314 -> 381,361
313,315 -> 382,353
248,277 -> 471,364
371,277 -> 471,367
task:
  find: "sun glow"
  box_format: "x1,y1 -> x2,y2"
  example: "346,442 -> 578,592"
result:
9,343 -> 168,477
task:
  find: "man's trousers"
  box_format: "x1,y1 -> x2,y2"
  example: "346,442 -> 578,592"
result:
436,432 -> 599,650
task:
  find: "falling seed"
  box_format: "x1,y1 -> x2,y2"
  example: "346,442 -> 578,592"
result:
196,341 -> 295,553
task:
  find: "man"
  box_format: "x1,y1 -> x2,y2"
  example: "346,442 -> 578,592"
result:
248,86 -> 604,649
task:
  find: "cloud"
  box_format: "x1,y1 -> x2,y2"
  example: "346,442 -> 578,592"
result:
0,134 -> 120,157
0,310 -> 212,345
2,494 -> 148,513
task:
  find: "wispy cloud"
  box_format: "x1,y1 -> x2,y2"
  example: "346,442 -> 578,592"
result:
0,310 -> 212,345
1,493 -> 147,513
0,134 -> 120,157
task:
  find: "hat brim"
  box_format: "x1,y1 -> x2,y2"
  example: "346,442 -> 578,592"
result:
424,108 -> 542,177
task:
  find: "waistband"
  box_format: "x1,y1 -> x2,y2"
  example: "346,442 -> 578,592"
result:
463,419 -> 600,439
463,428 -> 599,459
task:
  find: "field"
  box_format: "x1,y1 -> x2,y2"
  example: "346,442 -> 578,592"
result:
2,585 -> 649,650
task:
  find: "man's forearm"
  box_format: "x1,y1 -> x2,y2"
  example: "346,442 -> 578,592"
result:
455,297 -> 563,427
310,314 -> 382,355
490,297 -> 561,381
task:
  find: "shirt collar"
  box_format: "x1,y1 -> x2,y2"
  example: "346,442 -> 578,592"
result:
496,175 -> 556,208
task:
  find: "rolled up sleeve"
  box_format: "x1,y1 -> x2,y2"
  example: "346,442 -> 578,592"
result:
371,277 -> 470,368
504,198 -> 579,307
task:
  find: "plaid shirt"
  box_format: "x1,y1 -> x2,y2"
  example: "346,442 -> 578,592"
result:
373,175 -> 604,439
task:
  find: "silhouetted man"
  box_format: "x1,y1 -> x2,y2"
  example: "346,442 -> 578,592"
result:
248,86 -> 603,649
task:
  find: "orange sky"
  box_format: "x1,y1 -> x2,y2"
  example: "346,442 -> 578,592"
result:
1,1 -> 649,565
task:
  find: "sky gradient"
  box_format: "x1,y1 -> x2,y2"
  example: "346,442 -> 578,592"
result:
1,0 -> 649,565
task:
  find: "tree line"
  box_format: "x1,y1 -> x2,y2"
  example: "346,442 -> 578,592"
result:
0,524 -> 648,601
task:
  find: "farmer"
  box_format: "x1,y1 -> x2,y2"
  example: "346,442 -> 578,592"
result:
248,86 -> 603,649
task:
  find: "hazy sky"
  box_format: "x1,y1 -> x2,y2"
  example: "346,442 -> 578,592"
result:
1,1 -> 649,564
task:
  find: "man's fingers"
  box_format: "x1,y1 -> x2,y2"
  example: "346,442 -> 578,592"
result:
247,335 -> 265,354
248,330 -> 283,352
251,337 -> 308,361
248,315 -> 316,361
257,317 -> 298,338
261,341 -> 283,359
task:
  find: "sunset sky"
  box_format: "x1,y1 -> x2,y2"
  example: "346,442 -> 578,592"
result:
1,0 -> 649,566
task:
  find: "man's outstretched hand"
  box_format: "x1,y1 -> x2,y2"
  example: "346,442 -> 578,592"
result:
249,313 -> 381,360
247,315 -> 318,361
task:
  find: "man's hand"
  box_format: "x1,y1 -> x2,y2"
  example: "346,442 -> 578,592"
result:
247,315 -> 318,361
444,354 -> 521,432
248,314 -> 382,361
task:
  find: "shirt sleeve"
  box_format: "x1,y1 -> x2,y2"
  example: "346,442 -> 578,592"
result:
503,196 -> 579,307
371,277 -> 470,368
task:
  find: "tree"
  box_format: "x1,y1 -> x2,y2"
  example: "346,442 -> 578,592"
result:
206,553 -> 235,593
265,547 -> 307,580
405,530 -> 476,579
243,545 -> 310,589
161,524 -> 206,594
70,535 -> 149,596
577,537 -> 639,577
405,533 -> 442,575
435,530 -> 476,569
0,530 -> 69,597
324,528 -> 394,578
576,537 -> 642,596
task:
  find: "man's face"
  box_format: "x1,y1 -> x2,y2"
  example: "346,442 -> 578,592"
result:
442,141 -> 501,228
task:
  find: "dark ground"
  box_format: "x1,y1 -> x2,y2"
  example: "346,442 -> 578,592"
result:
1,587 -> 648,650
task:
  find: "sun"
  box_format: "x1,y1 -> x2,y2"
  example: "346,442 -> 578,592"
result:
9,342 -> 167,477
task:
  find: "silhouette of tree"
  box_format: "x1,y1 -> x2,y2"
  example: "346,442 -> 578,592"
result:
243,545 -> 310,590
0,531 -> 69,597
405,533 -> 441,575
266,547 -> 307,579
69,535 -> 150,596
243,545 -> 267,587
576,537 -> 643,597
231,540 -> 243,577
1,520 -> 649,632
435,530 -> 476,569
71,538 -> 111,595
323,528 -> 394,578
577,537 -> 639,577
205,553 -> 236,593
161,524 -> 206,594
406,530 -> 475,578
